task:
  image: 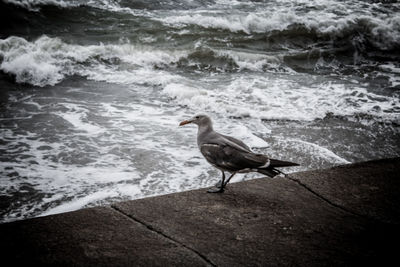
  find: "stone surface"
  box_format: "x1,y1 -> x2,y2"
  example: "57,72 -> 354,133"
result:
114,167 -> 398,266
0,207 -> 207,266
0,158 -> 399,266
290,157 -> 400,224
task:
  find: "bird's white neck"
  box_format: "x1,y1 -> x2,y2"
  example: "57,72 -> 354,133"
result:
197,123 -> 213,136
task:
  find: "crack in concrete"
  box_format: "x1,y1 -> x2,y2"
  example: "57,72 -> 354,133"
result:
284,175 -> 364,219
111,205 -> 217,267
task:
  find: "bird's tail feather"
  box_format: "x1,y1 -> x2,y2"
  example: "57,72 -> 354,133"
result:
269,158 -> 299,168
257,168 -> 281,178
257,159 -> 299,178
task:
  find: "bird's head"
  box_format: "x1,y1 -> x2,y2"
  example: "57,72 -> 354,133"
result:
179,114 -> 212,128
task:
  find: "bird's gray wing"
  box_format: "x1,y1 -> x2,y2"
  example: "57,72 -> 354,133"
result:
199,130 -> 251,154
200,143 -> 269,172
220,134 -> 251,152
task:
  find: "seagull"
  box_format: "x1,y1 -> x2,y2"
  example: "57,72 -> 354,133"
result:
179,114 -> 299,193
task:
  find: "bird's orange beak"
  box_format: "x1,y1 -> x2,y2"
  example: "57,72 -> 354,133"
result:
179,120 -> 192,126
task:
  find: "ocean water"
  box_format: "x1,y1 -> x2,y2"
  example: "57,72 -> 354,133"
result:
0,0 -> 399,223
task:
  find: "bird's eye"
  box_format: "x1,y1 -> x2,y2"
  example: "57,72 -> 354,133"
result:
195,116 -> 199,119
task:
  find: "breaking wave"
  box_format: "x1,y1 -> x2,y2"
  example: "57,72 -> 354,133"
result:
0,35 -> 292,87
0,35 -> 398,124
0,35 -> 184,86
158,7 -> 400,55
2,34 -> 399,89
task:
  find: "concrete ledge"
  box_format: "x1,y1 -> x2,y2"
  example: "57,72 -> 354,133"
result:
290,157 -> 400,224
1,158 -> 399,266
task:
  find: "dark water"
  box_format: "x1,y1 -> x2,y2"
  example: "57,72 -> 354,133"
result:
0,0 -> 399,223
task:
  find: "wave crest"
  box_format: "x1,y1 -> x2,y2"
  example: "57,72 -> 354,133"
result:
0,35 -> 293,86
158,8 -> 400,54
0,35 -> 184,87
3,0 -> 73,11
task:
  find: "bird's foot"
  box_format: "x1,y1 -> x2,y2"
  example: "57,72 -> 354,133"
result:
207,187 -> 225,193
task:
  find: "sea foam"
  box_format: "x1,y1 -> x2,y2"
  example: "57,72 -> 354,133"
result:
162,76 -> 400,123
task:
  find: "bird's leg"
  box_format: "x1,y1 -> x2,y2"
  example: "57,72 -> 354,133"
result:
214,171 -> 225,188
223,172 -> 237,187
207,171 -> 225,193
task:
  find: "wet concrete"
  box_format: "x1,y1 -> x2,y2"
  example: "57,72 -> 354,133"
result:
1,158 -> 399,266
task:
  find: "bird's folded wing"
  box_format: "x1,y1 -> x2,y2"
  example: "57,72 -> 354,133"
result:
200,143 -> 269,171
220,134 -> 251,152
